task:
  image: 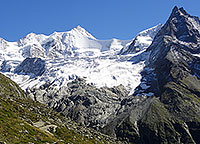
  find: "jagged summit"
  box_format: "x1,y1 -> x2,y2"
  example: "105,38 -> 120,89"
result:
156,6 -> 200,44
171,6 -> 189,17
148,6 -> 200,65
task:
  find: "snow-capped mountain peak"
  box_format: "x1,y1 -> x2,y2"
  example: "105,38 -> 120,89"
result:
70,25 -> 96,40
18,32 -> 48,47
0,24 -> 162,96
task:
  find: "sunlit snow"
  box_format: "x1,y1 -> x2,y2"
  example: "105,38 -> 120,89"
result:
0,25 -> 161,94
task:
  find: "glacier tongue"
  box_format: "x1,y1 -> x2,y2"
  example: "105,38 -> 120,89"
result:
0,25 -> 162,94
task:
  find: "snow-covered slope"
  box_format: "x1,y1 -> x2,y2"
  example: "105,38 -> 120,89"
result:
17,25 -> 131,59
0,25 -> 161,94
119,24 -> 162,55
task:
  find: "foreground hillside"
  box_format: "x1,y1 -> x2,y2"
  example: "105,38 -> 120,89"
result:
0,73 -> 122,143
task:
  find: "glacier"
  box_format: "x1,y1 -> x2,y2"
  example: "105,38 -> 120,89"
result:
0,25 -> 162,94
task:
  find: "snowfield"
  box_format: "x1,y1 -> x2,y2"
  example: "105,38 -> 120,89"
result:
0,25 -> 162,94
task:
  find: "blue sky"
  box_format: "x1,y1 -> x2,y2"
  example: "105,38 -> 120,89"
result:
1,0 -> 200,41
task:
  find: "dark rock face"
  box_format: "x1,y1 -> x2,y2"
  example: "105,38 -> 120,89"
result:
148,6 -> 200,63
147,6 -> 200,100
101,6 -> 200,143
146,6 -> 200,143
14,57 -> 45,77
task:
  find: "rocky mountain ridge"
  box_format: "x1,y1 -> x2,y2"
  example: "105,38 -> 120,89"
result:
103,6 -> 200,143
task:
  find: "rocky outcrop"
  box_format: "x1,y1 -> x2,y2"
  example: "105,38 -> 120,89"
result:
22,44 -> 46,58
14,57 -> 45,77
27,77 -> 130,129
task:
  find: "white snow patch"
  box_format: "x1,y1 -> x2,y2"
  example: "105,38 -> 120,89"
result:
192,53 -> 200,58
